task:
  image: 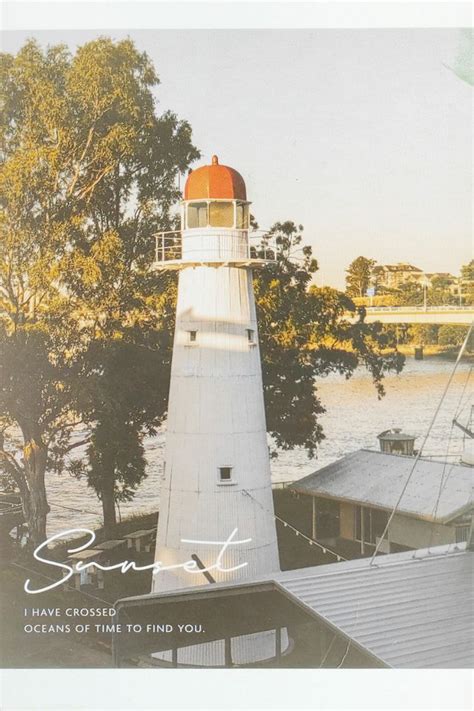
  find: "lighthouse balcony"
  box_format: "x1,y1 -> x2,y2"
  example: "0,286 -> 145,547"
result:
153,230 -> 278,270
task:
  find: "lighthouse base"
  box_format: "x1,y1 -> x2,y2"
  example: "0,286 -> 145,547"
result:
152,629 -> 289,667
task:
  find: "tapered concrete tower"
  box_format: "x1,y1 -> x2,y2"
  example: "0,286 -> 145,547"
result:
152,156 -> 286,666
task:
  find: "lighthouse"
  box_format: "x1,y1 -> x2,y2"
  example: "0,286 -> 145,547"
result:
152,156 -> 286,666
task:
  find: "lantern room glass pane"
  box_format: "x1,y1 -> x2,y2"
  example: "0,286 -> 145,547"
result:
209,201 -> 234,227
187,202 -> 208,228
236,203 -> 249,229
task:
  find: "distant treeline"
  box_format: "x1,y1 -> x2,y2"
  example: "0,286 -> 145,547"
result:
382,324 -> 470,348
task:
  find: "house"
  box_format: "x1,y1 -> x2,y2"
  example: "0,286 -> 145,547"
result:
373,263 -> 424,290
289,449 -> 472,555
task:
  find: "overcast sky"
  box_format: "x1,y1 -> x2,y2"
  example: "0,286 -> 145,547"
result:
3,28 -> 472,288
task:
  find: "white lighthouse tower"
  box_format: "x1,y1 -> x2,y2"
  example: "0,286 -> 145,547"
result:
152,156 -> 286,666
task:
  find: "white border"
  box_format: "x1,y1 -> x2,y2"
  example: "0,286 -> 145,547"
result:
1,669 -> 473,710
1,3 -> 473,709
1,1 -> 472,31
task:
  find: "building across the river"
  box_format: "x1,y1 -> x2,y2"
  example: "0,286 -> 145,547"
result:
373,263 -> 424,289
289,449 -> 472,555
373,263 -> 457,291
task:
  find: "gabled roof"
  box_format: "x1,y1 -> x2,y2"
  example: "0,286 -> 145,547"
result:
380,263 -> 423,273
290,449 -> 473,523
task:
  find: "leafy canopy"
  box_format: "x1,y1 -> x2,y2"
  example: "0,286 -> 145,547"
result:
254,222 -> 404,457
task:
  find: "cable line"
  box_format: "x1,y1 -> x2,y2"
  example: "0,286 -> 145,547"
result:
370,322 -> 473,565
242,488 -> 346,562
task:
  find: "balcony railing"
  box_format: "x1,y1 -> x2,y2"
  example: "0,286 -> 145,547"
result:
153,229 -> 278,269
364,305 -> 474,312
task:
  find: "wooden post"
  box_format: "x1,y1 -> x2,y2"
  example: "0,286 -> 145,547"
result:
312,496 -> 317,540
171,647 -> 178,668
224,637 -> 232,667
275,628 -> 282,663
360,507 -> 365,555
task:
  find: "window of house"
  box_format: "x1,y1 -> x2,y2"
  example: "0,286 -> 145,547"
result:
209,201 -> 234,228
455,526 -> 470,543
315,499 -> 340,539
187,202 -> 208,228
236,203 -> 249,229
218,466 -> 233,483
354,506 -> 389,545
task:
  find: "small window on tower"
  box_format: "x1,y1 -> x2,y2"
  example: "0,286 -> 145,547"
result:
247,329 -> 256,345
187,330 -> 197,343
218,466 -> 233,484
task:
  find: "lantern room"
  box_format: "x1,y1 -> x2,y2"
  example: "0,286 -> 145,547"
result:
182,155 -> 250,231
153,155 -> 276,269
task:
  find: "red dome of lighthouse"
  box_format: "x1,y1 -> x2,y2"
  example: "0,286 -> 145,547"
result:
184,155 -> 247,201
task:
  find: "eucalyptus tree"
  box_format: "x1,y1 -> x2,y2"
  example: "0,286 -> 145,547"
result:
0,37 -> 198,546
345,256 -> 377,298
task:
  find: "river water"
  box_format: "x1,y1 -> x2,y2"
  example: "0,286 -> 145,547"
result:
45,356 -> 472,535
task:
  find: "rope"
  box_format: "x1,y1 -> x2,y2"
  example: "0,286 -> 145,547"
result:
241,488 -> 346,562
370,322 -> 474,565
427,425 -> 456,551
452,366 -> 473,422
48,500 -> 102,517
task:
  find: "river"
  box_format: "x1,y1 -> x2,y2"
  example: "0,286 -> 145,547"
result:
45,356 -> 472,535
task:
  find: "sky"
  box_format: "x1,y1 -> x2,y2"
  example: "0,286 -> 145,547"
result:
3,28 -> 472,288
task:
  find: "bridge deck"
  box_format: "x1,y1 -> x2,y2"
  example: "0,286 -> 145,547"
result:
348,306 -> 474,325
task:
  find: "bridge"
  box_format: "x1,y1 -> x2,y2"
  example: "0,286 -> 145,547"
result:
349,306 -> 474,325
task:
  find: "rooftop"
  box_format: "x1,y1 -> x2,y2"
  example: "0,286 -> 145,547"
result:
116,543 -> 474,668
184,155 -> 247,201
275,542 -> 473,668
375,263 -> 423,273
290,449 -> 473,523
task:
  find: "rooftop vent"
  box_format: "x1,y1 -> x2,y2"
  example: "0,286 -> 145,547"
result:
377,428 -> 416,456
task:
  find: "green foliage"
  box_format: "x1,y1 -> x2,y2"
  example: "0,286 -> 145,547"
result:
254,223 -> 404,457
408,324 -> 440,345
461,260 -> 474,282
345,256 -> 376,298
69,334 -> 172,520
437,325 -> 470,347
445,29 -> 474,86
0,37 -> 198,543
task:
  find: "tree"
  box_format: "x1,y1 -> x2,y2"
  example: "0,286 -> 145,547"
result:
438,325 -> 470,347
0,38 -> 198,546
394,281 -> 424,306
461,260 -> 474,282
254,223 -> 404,456
345,256 -> 377,298
69,331 -> 172,533
460,260 -> 474,304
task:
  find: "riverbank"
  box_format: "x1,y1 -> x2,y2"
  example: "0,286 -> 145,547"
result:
394,344 -> 473,360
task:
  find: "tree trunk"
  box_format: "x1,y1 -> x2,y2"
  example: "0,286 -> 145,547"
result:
100,463 -> 117,537
23,438 -> 49,549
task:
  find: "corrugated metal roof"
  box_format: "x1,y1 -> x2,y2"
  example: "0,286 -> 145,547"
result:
291,449 -> 473,522
275,543 -> 473,668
